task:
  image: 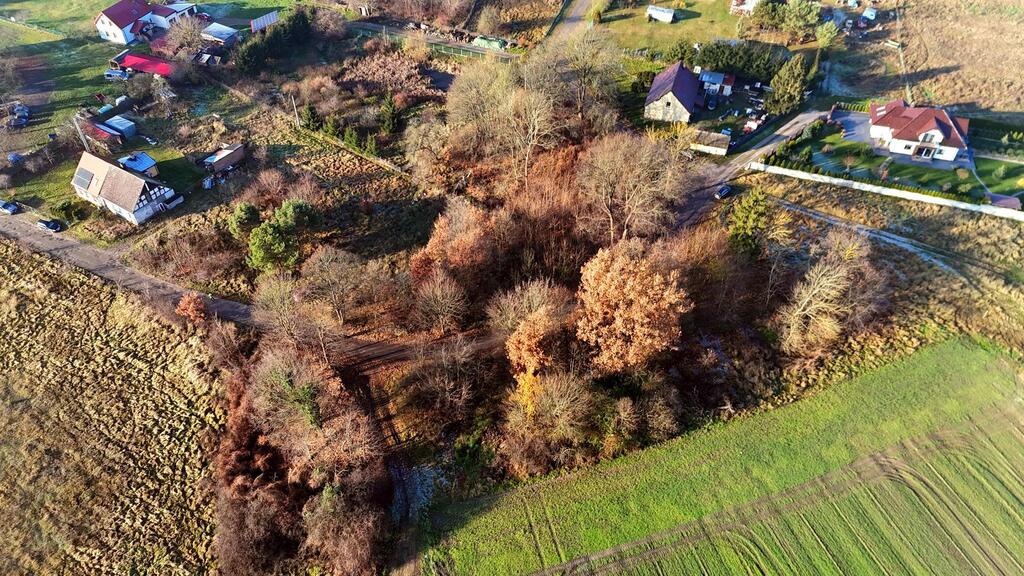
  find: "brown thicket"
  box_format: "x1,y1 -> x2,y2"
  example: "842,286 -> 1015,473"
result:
576,241 -> 692,373
131,227 -> 245,287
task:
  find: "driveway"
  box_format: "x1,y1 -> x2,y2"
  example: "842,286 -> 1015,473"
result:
831,109 -> 872,145
549,0 -> 592,41
676,109 -> 827,227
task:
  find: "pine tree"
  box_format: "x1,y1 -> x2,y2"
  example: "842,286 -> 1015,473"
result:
343,126 -> 359,149
379,94 -> 399,135
363,134 -> 378,156
766,54 -> 808,116
300,103 -> 322,131
228,202 -> 261,242
323,115 -> 341,138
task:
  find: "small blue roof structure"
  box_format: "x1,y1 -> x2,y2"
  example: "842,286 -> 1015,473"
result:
117,151 -> 157,174
103,114 -> 136,138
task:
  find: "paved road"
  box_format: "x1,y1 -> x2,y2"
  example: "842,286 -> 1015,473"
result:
676,109 -> 827,227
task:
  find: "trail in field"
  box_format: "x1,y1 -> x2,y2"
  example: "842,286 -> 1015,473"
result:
537,401 -> 1024,576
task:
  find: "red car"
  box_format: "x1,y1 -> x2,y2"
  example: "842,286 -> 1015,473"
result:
195,12 -> 214,22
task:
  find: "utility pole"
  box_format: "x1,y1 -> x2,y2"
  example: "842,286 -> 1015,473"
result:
291,94 -> 300,126
71,115 -> 91,153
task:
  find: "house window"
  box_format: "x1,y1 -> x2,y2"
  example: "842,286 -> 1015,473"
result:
921,133 -> 935,143
665,101 -> 671,107
904,144 -> 912,150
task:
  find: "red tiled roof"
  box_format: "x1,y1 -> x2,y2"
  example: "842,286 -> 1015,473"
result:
120,53 -> 177,77
150,4 -> 176,16
723,73 -> 736,86
869,100 -> 969,150
98,0 -> 153,29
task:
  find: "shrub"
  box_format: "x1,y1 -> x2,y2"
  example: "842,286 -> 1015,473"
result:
363,133 -> 378,156
379,93 -> 399,135
228,202 -> 261,242
486,278 -> 573,340
993,164 -> 1008,180
247,220 -> 301,272
343,126 -> 359,149
414,271 -> 467,334
175,292 -> 208,325
51,199 -> 91,223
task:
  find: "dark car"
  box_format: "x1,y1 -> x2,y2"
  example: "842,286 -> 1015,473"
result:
12,104 -> 30,118
6,117 -> 28,130
0,201 -> 19,215
195,12 -> 214,22
713,185 -> 733,200
142,135 -> 159,145
36,219 -> 62,232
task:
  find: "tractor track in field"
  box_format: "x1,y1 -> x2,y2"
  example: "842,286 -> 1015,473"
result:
536,403 -> 1024,576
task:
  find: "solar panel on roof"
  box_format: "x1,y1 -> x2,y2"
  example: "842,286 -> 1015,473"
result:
72,167 -> 94,191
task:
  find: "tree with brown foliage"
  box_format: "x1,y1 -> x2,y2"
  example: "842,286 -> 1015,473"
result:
576,241 -> 692,373
165,16 -> 205,58
576,133 -> 678,245
175,291 -> 207,325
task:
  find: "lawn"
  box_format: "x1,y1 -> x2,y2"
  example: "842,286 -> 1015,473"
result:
426,337 -> 1024,575
0,0 -> 290,34
975,157 -> 1024,197
600,0 -> 738,53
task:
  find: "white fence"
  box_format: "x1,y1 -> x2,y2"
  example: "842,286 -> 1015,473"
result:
747,162 -> 1024,223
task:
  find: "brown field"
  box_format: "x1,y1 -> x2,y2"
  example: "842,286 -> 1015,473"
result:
900,0 -> 1024,120
0,240 -> 223,574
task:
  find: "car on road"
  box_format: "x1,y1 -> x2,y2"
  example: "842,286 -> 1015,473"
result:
6,117 -> 28,130
713,185 -> 733,200
36,219 -> 63,232
0,201 -> 19,215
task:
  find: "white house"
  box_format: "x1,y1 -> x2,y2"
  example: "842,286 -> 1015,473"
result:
868,99 -> 970,163
95,0 -> 197,45
644,62 -> 702,124
71,152 -> 181,225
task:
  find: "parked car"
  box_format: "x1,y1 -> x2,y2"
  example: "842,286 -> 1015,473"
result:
706,97 -> 718,111
0,201 -> 19,215
142,135 -> 159,145
36,219 -> 62,232
12,104 -> 30,118
6,117 -> 28,130
713,185 -> 733,200
104,69 -> 129,81
195,12 -> 214,22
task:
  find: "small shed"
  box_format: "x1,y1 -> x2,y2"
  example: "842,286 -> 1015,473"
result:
203,143 -> 246,172
690,130 -> 731,156
117,151 -> 159,177
862,7 -> 877,20
103,115 -> 136,138
646,5 -> 675,23
201,22 -> 239,46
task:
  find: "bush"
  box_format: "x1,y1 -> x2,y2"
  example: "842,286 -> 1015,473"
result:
175,292 -> 208,325
51,199 -> 91,223
414,271 -> 467,334
228,202 -> 261,242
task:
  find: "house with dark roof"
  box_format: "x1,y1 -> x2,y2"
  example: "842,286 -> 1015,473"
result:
695,67 -> 736,97
71,152 -> 181,225
95,0 -> 197,45
868,99 -> 970,163
644,62 -> 703,124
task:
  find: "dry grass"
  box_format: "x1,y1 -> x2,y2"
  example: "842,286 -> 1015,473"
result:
900,0 -> 1024,119
0,240 -> 223,574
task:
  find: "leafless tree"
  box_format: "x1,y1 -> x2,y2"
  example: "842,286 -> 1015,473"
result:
576,133 -> 679,244
165,16 -> 206,58
561,29 -> 622,117
497,88 -> 560,186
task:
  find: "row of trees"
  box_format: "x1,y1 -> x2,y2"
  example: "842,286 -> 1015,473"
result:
667,39 -> 791,83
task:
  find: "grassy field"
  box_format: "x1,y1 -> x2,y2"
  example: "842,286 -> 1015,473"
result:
0,239 -> 223,574
0,0 -> 290,34
425,337 -> 1024,575
600,0 -> 737,52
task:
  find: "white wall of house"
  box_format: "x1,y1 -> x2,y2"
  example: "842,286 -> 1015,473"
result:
886,138 -> 959,160
95,15 -> 134,44
644,93 -> 692,124
869,124 -> 891,140
73,184 -> 175,226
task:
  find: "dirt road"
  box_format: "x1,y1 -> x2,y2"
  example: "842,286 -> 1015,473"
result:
549,0 -> 592,41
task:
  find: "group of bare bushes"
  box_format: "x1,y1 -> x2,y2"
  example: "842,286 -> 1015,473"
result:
207,245 -> 410,573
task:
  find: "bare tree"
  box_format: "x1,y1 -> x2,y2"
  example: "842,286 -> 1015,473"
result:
165,16 -> 206,58
561,29 -> 622,117
497,88 -> 560,186
446,58 -> 519,152
576,133 -> 678,244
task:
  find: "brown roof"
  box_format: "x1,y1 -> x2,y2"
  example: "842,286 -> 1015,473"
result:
73,152 -> 164,213
869,100 -> 969,149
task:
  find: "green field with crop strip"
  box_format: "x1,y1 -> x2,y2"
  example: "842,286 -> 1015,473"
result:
426,338 -> 1024,575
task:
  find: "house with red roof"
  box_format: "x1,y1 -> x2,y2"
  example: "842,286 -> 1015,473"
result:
868,99 -> 970,163
95,0 -> 197,45
644,62 -> 703,124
